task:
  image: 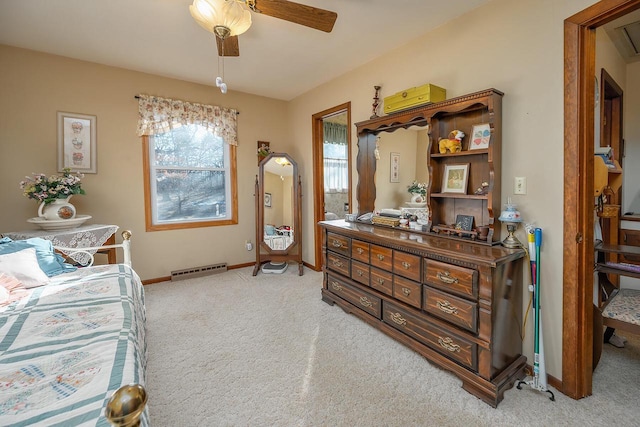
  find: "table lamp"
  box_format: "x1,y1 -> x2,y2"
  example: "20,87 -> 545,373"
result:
498,200 -> 523,248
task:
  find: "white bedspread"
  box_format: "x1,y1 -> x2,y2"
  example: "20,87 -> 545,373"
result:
0,264 -> 147,426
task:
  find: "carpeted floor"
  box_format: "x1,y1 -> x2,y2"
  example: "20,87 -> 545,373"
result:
144,266 -> 640,426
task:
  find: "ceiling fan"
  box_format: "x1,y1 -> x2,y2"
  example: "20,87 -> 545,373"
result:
190,0 -> 338,57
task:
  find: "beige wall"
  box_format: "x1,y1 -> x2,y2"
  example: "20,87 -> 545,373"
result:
0,45 -> 289,280
288,0 -> 597,381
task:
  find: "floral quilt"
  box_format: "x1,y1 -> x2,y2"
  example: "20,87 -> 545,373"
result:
0,264 -> 147,426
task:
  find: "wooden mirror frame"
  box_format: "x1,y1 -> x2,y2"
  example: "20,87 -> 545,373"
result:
253,152 -> 303,276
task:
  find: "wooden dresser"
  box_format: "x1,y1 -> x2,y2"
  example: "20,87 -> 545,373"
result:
320,220 -> 526,407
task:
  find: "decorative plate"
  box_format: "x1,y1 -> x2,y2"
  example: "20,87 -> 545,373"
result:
405,202 -> 427,208
27,215 -> 92,231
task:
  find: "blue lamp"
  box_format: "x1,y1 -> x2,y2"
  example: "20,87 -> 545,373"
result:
498,200 -> 523,248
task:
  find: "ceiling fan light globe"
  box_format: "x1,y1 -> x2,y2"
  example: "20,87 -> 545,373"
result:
189,0 -> 251,37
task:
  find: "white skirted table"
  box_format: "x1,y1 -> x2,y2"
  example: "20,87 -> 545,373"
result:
2,224 -> 119,266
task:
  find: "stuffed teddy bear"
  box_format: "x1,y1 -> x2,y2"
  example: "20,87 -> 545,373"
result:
438,130 -> 465,153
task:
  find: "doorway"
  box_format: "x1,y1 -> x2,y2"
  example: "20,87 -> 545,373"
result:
563,0 -> 640,400
312,102 -> 352,270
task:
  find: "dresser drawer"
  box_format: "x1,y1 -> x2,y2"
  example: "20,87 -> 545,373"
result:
424,287 -> 477,333
424,259 -> 477,299
327,232 -> 350,257
352,239 -> 370,263
327,274 -> 381,318
327,252 -> 350,277
351,260 -> 370,286
370,267 -> 393,296
383,301 -> 477,371
393,275 -> 422,309
370,244 -> 393,271
393,251 -> 421,282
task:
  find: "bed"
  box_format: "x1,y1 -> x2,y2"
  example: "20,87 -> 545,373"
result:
0,231 -> 148,426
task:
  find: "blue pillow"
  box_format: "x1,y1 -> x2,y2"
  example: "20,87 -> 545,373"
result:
0,237 -> 76,276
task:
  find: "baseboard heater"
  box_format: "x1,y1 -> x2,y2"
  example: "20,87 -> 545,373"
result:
170,263 -> 227,281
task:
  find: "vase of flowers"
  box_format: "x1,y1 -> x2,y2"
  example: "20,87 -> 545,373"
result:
20,168 -> 85,220
407,180 -> 427,203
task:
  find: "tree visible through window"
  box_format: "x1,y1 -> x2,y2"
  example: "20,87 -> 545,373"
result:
143,124 -> 237,230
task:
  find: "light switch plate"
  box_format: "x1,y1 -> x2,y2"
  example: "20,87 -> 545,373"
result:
515,177 -> 526,195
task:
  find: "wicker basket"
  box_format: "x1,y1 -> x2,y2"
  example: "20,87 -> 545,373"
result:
597,204 -> 620,218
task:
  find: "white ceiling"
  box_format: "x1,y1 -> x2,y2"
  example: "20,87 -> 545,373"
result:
0,0 -> 491,101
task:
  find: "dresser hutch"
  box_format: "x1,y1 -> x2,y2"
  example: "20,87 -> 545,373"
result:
320,89 -> 527,406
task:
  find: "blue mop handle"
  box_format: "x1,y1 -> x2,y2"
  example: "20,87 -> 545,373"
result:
533,228 -> 542,370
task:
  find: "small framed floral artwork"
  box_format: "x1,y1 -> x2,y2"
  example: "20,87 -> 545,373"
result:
390,152 -> 400,183
264,192 -> 272,208
442,163 -> 469,194
469,123 -> 491,150
57,112 -> 97,173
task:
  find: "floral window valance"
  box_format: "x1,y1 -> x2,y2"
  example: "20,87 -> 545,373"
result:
136,94 -> 238,145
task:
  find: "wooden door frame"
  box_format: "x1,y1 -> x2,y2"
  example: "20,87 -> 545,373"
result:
563,0 -> 640,399
312,102 -> 352,271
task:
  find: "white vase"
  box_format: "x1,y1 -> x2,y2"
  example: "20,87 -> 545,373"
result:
38,196 -> 76,220
410,192 -> 425,204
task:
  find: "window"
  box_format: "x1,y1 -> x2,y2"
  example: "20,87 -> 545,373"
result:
323,142 -> 348,192
143,124 -> 237,231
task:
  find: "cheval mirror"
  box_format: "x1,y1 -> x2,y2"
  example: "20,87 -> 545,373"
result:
253,153 -> 303,276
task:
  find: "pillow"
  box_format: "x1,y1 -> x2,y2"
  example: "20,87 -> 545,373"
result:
0,237 -> 76,276
0,273 -> 29,307
0,248 -> 51,288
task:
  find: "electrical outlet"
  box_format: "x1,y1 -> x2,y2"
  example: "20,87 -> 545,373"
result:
514,177 -> 526,195
245,240 -> 253,251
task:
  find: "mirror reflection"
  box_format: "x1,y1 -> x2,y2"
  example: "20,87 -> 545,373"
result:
263,157 -> 294,251
374,127 -> 430,210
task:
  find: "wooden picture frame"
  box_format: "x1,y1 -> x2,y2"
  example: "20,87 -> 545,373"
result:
57,112 -> 97,173
442,163 -> 469,194
469,123 -> 491,150
390,152 -> 400,183
264,192 -> 272,208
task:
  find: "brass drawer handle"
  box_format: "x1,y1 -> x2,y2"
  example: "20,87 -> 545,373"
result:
359,296 -> 373,307
438,336 -> 461,353
389,312 -> 407,326
402,261 -> 411,269
377,254 -> 385,261
402,287 -> 411,296
332,259 -> 344,268
356,269 -> 365,277
330,281 -> 343,291
376,278 -> 385,285
437,271 -> 459,285
356,247 -> 364,254
332,240 -> 344,248
437,300 -> 458,315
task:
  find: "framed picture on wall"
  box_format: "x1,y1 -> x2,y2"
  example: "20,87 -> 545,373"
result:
469,123 -> 491,150
264,192 -> 272,208
57,112 -> 97,173
442,163 -> 469,194
390,152 -> 400,182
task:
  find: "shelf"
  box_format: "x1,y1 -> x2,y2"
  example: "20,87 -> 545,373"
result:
431,193 -> 488,200
595,264 -> 640,279
431,149 -> 488,158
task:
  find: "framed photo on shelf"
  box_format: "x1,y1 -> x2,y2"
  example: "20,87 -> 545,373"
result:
455,214 -> 475,231
442,163 -> 469,194
264,192 -> 272,208
57,111 -> 97,173
390,152 -> 400,183
469,123 -> 491,150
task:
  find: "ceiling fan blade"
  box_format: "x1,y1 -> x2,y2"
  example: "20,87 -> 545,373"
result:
216,35 -> 240,57
252,0 -> 337,33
